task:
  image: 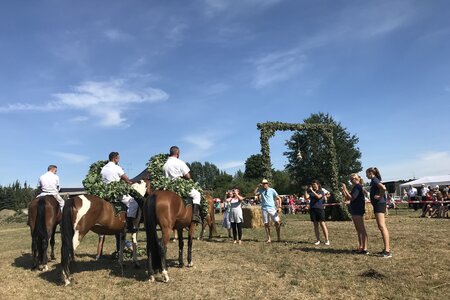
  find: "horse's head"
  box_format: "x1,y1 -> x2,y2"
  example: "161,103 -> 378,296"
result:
131,179 -> 152,197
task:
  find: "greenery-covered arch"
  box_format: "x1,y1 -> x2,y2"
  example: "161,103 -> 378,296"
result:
257,122 -> 349,220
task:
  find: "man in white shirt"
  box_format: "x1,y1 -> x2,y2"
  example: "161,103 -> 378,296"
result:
37,165 -> 64,211
163,146 -> 202,223
407,185 -> 418,210
101,152 -> 138,233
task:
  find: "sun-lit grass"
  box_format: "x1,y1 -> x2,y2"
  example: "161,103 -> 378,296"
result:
0,209 -> 448,299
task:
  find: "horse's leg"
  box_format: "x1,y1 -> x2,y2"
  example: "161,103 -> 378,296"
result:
31,231 -> 38,270
49,224 -> 57,261
160,227 -> 171,282
131,232 -> 140,268
198,222 -> 206,240
177,228 -> 184,267
187,223 -> 196,267
40,229 -> 50,272
119,233 -> 125,276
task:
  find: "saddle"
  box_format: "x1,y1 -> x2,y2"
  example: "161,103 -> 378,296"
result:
111,201 -> 127,216
183,197 -> 193,207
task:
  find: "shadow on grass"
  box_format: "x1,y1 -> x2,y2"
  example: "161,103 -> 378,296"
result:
291,247 -> 354,254
35,257 -> 150,285
12,253 -> 33,270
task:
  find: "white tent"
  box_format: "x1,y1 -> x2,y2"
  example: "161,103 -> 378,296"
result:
399,175 -> 450,188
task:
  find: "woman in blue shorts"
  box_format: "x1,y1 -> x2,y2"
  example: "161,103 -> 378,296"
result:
366,167 -> 392,258
341,174 -> 368,254
304,180 -> 330,245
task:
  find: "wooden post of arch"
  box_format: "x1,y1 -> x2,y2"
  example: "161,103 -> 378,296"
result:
257,122 -> 349,220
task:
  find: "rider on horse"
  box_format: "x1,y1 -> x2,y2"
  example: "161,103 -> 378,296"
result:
100,152 -> 139,233
163,146 -> 202,223
37,165 -> 65,211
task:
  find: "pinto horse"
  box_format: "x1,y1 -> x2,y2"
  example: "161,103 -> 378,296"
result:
61,180 -> 147,286
28,195 -> 61,271
144,191 -> 213,282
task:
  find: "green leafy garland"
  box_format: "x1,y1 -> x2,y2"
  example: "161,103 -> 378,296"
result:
257,121 -> 349,220
82,160 -> 143,202
146,153 -> 208,216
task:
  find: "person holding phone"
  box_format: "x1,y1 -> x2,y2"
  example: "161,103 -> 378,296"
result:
229,188 -> 244,244
304,180 -> 330,245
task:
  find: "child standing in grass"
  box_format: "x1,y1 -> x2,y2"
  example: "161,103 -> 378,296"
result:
366,167 -> 392,258
304,180 -> 330,245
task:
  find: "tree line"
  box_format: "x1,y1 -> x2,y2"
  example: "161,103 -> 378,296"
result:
1,113 -> 363,208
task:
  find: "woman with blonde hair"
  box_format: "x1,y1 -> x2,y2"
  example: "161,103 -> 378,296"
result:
366,167 -> 391,258
304,180 -> 330,245
341,174 -> 368,254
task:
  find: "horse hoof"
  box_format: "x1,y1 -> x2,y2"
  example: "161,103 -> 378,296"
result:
42,265 -> 49,272
162,270 -> 170,283
148,276 -> 155,282
187,262 -> 194,268
64,279 -> 71,286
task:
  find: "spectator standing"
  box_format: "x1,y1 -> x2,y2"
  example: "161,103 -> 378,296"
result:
222,191 -> 232,238
407,185 -> 418,210
366,167 -> 392,258
304,180 -> 330,246
341,174 -> 368,254
254,179 -> 282,243
229,188 -> 244,244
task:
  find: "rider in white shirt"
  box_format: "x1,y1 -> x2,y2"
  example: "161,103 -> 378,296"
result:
163,146 -> 202,223
37,165 -> 64,211
100,152 -> 138,233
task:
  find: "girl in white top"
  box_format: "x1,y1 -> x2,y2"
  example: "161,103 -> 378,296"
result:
229,188 -> 244,244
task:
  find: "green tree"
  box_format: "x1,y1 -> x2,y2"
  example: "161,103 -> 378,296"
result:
244,154 -> 265,179
187,161 -> 221,190
284,112 -> 362,188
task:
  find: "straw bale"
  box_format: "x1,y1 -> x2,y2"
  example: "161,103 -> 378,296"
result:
242,206 -> 263,228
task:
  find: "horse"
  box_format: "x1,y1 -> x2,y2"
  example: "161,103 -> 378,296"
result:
28,195 -> 61,271
199,194 -> 217,240
144,191 -> 213,282
60,180 -> 148,286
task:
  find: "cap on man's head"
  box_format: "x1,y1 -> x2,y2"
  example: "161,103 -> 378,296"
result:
261,179 -> 269,184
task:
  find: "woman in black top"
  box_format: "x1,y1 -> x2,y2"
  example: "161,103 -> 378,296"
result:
366,167 -> 391,258
304,180 -> 330,246
341,174 -> 368,254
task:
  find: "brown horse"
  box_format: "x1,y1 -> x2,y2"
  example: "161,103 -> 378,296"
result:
199,195 -> 217,240
28,195 -> 61,271
60,181 -> 147,286
144,191 -> 212,282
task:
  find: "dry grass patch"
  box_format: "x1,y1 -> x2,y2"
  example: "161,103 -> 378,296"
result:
0,210 -> 448,299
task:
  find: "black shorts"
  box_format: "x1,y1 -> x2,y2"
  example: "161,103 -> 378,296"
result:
371,201 -> 386,214
350,203 -> 365,216
310,208 -> 325,222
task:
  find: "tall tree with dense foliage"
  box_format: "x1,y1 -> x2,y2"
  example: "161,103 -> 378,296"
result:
284,112 -> 362,188
244,154 -> 265,179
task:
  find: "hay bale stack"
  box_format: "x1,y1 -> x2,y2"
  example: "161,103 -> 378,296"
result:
242,206 -> 263,228
364,202 -> 375,220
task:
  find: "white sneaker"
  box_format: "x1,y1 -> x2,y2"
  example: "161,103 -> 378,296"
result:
314,240 -> 321,245
325,240 -> 330,246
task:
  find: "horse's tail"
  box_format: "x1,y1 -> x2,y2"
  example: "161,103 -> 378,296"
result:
210,204 -> 217,236
144,194 -> 162,272
34,197 -> 48,263
61,197 -> 75,281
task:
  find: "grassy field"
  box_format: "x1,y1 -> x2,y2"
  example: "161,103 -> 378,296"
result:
0,209 -> 448,300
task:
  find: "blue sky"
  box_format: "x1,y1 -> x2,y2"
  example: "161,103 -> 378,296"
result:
0,0 -> 449,187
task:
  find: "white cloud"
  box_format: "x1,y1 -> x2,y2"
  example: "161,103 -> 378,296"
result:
375,151 -> 450,181
217,160 -> 244,170
202,83 -> 230,96
167,23 -> 189,43
0,102 -> 62,113
0,79 -> 169,127
183,134 -> 214,151
48,151 -> 89,163
202,0 -> 283,18
104,29 -> 132,41
251,49 -> 307,88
